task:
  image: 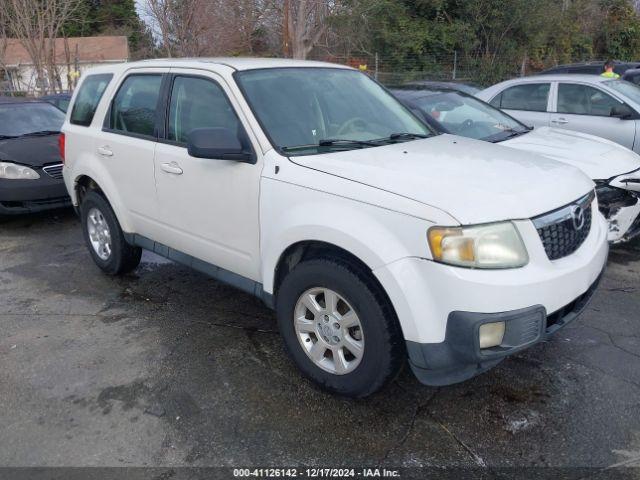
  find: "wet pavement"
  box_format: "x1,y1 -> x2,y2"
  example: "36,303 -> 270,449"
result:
1,208 -> 639,472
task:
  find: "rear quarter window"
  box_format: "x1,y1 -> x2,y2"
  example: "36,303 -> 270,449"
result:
70,74 -> 113,126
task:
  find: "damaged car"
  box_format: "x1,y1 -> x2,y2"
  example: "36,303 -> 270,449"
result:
392,85 -> 640,243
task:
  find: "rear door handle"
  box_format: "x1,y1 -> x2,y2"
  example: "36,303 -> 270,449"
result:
551,118 -> 569,124
97,146 -> 113,157
160,162 -> 183,175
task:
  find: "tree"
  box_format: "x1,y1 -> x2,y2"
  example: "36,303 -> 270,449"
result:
282,0 -> 333,59
0,0 -> 84,94
144,0 -> 212,56
597,0 -> 640,60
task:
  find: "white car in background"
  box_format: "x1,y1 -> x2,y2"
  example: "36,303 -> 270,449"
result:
476,74 -> 640,154
394,85 -> 640,243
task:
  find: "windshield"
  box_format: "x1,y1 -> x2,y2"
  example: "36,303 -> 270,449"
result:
406,91 -> 529,142
604,79 -> 640,105
0,102 -> 65,137
235,68 -> 432,155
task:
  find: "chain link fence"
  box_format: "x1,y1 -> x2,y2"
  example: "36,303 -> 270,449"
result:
308,51 -> 532,88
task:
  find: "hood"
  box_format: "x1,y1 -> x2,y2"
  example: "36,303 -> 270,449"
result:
502,127 -> 640,180
291,134 -> 594,225
0,135 -> 62,168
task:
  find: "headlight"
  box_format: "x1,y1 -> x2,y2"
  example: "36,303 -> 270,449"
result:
428,221 -> 528,269
0,161 -> 40,180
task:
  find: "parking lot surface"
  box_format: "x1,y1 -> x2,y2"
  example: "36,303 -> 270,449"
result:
1,209 -> 639,472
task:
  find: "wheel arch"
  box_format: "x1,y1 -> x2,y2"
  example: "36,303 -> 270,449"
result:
273,240 -> 377,296
72,172 -> 133,232
269,240 -> 402,332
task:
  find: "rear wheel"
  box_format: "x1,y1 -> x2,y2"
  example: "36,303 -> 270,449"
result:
276,258 -> 404,397
80,190 -> 141,275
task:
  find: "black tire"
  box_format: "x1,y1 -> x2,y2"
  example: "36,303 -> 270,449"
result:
276,258 -> 405,398
80,190 -> 141,275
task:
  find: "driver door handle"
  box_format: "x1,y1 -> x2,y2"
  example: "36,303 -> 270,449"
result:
97,146 -> 113,157
160,162 -> 183,175
551,118 -> 569,125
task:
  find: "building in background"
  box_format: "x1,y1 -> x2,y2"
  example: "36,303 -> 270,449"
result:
0,36 -> 128,96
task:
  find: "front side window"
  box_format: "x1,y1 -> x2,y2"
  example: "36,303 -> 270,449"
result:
557,83 -> 621,116
604,79 -> 640,105
495,83 -> 550,112
70,73 -> 113,126
0,103 -> 65,137
168,76 -> 241,144
409,91 -> 529,142
235,68 -> 432,155
109,74 -> 163,137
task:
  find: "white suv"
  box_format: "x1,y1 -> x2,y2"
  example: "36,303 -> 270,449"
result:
62,59 -> 609,397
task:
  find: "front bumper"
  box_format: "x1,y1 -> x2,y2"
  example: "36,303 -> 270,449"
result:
406,270 -> 604,386
373,202 -> 609,386
0,175 -> 71,215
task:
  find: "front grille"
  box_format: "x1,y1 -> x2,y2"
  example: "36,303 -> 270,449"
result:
533,191 -> 594,261
42,163 -> 63,179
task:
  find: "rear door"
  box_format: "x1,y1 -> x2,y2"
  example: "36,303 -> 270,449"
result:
550,82 -> 636,150
489,82 -> 551,128
152,69 -> 262,281
96,69 -> 166,236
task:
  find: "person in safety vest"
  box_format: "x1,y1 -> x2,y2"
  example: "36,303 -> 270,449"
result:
601,60 -> 620,79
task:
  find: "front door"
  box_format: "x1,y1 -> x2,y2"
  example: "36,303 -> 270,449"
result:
550,82 -> 636,150
153,71 -> 262,281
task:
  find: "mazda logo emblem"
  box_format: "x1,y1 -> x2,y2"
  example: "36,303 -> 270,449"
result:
571,205 -> 585,231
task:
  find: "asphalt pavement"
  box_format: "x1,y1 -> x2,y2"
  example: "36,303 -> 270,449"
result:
1,208 -> 639,476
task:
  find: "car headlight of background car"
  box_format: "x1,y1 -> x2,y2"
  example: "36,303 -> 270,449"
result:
428,221 -> 529,269
0,161 -> 40,180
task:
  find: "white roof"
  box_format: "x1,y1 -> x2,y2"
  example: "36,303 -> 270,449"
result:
509,74 -> 615,84
96,57 -> 352,73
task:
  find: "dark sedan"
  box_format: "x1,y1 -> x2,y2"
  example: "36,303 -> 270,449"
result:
0,98 -> 70,215
401,80 -> 482,95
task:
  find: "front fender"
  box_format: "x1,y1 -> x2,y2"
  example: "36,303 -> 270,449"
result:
260,177 -> 441,294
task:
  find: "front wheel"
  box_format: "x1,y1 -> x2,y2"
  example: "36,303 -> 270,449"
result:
80,190 -> 141,275
276,258 -> 404,397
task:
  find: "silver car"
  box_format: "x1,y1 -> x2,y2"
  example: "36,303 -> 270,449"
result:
477,74 -> 640,153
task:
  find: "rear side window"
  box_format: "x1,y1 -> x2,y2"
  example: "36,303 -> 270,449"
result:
70,74 -> 113,126
493,83 -> 550,112
109,74 -> 163,137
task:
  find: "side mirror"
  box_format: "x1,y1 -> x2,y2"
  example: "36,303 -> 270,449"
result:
610,104 -> 635,120
187,127 -> 255,163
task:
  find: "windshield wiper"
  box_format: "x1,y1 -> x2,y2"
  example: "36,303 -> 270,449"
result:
486,128 -> 530,143
280,135 -> 421,155
373,132 -> 430,144
388,132 -> 429,140
280,139 -> 377,154
318,138 -> 379,147
19,130 -> 61,137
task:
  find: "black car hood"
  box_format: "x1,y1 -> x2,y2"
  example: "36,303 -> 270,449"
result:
0,135 -> 62,167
